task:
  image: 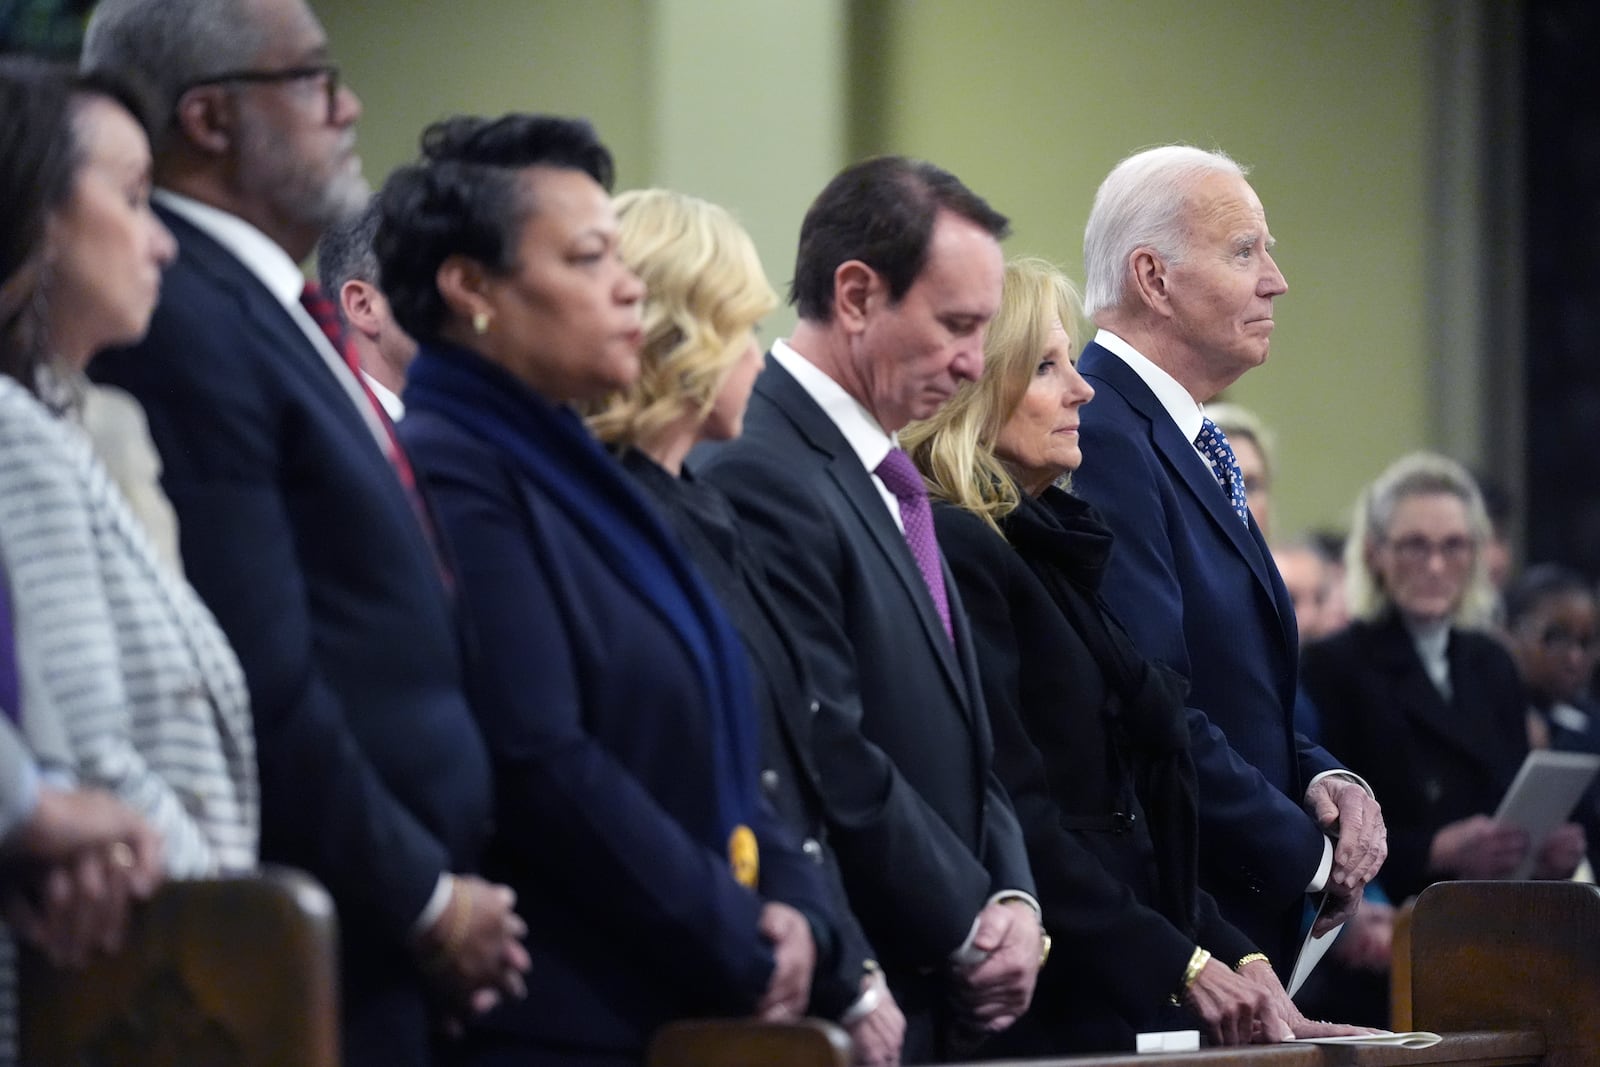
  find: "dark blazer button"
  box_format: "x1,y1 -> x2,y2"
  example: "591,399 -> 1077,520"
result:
760,769 -> 780,796
802,838 -> 824,864
808,699 -> 821,714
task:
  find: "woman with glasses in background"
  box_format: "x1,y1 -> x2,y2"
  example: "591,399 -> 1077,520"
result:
1301,452 -> 1584,901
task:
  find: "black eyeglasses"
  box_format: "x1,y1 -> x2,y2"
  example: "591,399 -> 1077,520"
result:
178,64 -> 342,124
1385,534 -> 1476,567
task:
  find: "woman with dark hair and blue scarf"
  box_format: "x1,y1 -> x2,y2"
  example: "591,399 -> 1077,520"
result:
377,114 -> 836,1067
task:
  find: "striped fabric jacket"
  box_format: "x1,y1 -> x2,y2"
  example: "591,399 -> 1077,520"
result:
0,374 -> 256,874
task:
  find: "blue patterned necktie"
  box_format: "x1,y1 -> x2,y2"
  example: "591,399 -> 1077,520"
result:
1195,417 -> 1250,525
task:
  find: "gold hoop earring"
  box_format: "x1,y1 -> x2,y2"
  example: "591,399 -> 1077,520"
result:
472,310 -> 491,335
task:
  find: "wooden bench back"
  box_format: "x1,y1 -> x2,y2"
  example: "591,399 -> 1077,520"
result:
20,866 -> 341,1067
1404,880 -> 1600,1067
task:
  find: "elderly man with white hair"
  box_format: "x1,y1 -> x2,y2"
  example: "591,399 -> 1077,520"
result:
1069,146 -> 1388,986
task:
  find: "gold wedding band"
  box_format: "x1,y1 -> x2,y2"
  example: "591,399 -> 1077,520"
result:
109,841 -> 136,869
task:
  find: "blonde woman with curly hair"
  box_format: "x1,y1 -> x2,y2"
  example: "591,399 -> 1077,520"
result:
590,187 -> 906,1065
902,258 -> 1367,1052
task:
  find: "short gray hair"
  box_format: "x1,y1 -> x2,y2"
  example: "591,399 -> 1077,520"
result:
1345,451 -> 1498,628
1082,145 -> 1245,318
81,0 -> 266,143
316,197 -> 380,325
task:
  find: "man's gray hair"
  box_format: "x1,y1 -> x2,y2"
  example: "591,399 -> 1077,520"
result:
81,0 -> 267,141
1082,145 -> 1245,318
315,198 -> 380,327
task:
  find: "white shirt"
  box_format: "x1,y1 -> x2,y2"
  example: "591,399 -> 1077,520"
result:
1093,329 -> 1217,460
769,339 -> 903,530
364,372 -> 405,421
1094,328 -> 1374,897
1406,617 -> 1453,702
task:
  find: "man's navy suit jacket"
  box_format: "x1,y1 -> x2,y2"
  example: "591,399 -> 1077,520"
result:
91,205 -> 493,1067
1071,340 -> 1339,964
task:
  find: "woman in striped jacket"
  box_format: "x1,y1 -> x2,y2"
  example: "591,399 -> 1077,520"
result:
0,59 -> 257,882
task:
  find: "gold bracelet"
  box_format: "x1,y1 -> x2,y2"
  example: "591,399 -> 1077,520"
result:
1171,946 -> 1212,1005
1039,932 -> 1053,967
1236,952 -> 1271,971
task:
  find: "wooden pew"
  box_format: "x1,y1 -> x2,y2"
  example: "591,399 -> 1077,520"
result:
20,866 -> 340,1067
650,880 -> 1600,1067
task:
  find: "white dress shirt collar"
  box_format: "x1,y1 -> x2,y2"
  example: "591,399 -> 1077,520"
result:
769,338 -> 903,530
155,190 -> 306,311
1093,328 -> 1212,446
769,338 -> 895,472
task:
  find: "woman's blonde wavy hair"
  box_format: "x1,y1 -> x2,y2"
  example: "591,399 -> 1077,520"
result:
586,188 -> 776,449
900,257 -> 1085,535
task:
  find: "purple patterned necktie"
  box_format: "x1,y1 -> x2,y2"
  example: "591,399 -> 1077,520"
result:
1195,417 -> 1251,525
875,447 -> 953,643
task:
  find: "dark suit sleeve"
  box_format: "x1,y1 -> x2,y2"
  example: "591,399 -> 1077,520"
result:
420,437 -> 782,1008
93,309 -> 446,941
939,508 -> 1195,1011
1072,414 -> 1326,906
705,447 -> 994,968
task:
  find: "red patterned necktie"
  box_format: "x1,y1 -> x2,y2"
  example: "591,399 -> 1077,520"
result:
875,447 -> 953,643
300,282 -> 451,588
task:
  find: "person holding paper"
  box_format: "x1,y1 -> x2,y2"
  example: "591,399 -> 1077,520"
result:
1302,453 -> 1584,902
1505,563 -> 1600,855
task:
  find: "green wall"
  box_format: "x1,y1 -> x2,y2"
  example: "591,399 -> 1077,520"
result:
318,0 -> 654,190
317,0 -> 1442,536
852,0 -> 1437,538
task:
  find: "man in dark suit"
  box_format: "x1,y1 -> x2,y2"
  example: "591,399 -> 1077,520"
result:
80,2 -> 527,1063
1069,145 -> 1388,973
696,157 -> 1042,1062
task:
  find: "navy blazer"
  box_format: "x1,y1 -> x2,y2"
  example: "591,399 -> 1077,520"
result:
399,377 -> 831,1061
91,206 -> 492,1067
696,356 -> 1034,1058
1302,615 -> 1528,901
1072,340 -> 1338,964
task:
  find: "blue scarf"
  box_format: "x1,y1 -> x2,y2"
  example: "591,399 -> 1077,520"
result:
407,342 -> 760,851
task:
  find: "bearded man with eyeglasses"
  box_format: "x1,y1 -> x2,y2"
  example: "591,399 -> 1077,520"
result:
81,3 -> 528,1064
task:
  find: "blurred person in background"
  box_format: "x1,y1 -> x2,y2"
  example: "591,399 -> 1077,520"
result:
1505,563 -> 1600,856
1302,453 -> 1583,899
317,198 -> 416,418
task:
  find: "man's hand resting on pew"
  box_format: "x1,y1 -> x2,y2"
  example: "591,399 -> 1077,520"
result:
1235,955 -> 1381,1042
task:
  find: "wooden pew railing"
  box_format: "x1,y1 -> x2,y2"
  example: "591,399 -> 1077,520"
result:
20,866 -> 340,1067
18,876 -> 1595,1066
651,881 -> 1600,1067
